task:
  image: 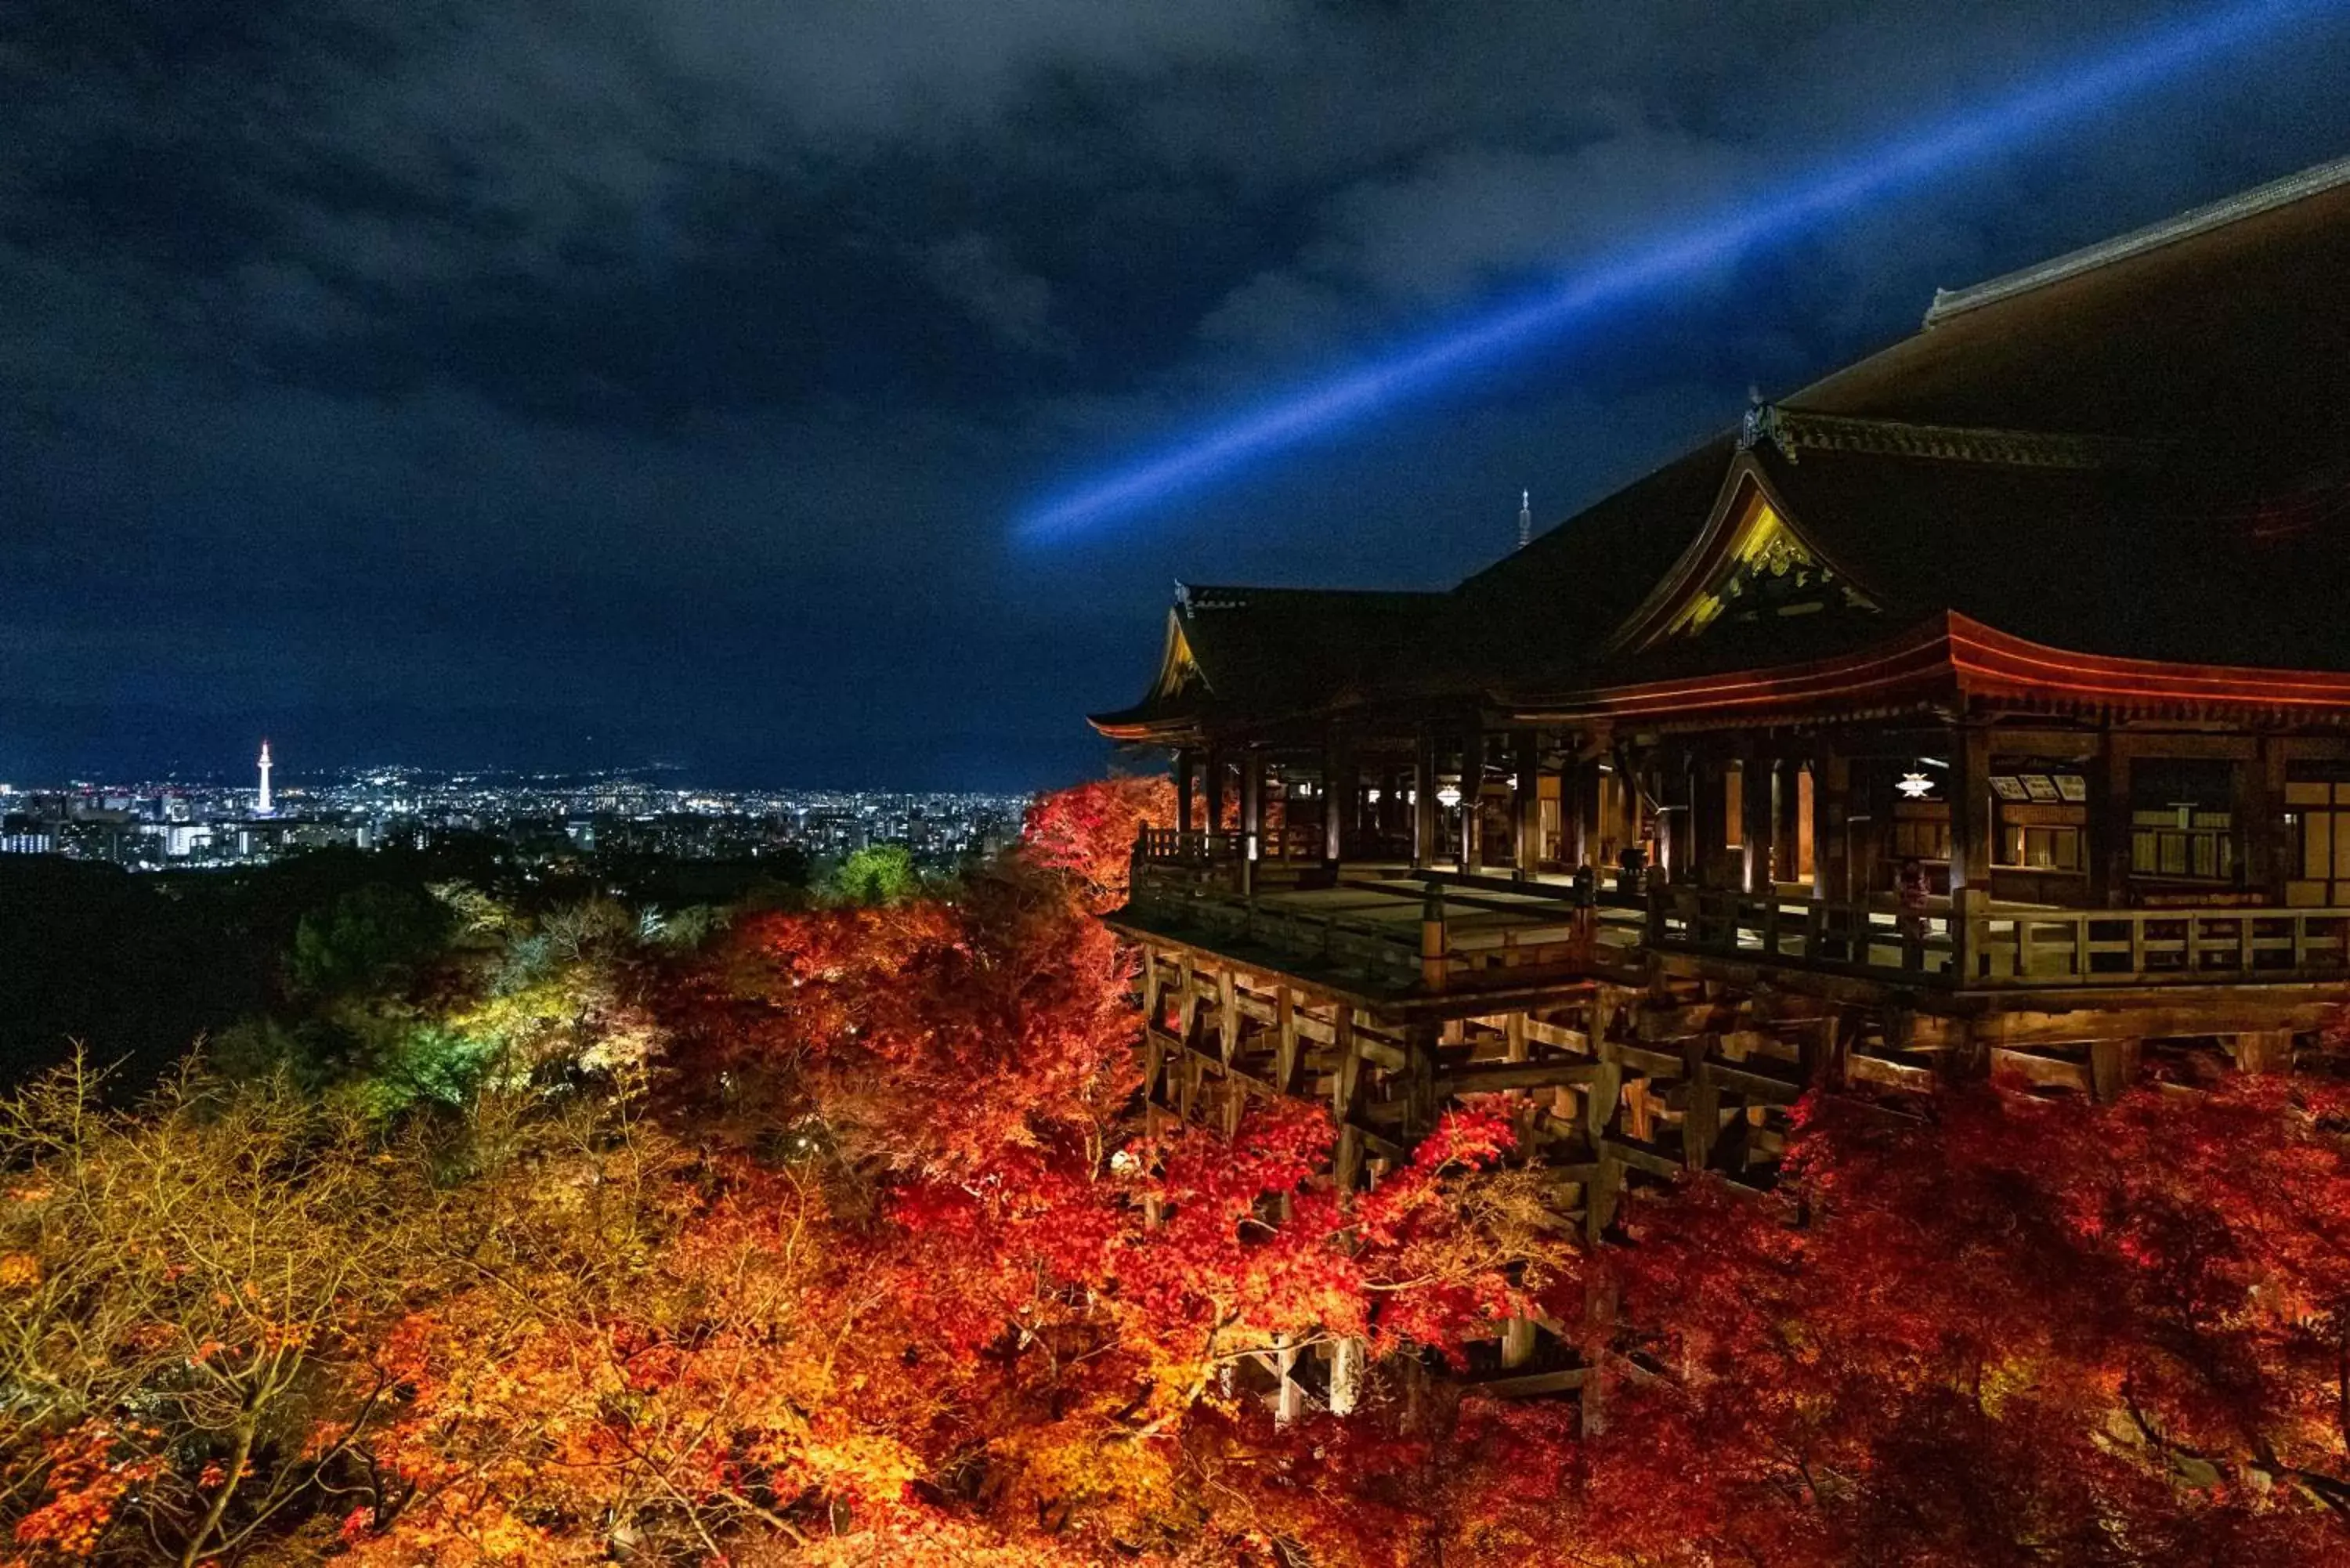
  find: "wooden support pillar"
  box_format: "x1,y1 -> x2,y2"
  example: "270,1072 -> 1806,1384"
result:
1663,757 -> 1697,884
2242,735 -> 2283,902
1693,753 -> 1730,887
1584,1056 -> 1622,1141
2234,1029 -> 2294,1075
1514,728 -> 1542,876
1204,748 -> 1227,834
1176,955 -> 1199,1045
1798,1012 -> 1846,1089
1778,757 -> 1806,881
1579,1273 -> 1618,1436
2091,735 -> 2132,909
1412,728 -> 1437,868
1462,724 -> 1485,871
2089,1038 -> 2142,1104
1419,884 -> 1448,993
1401,1024 -> 1440,1141
1273,988 -> 1300,1094
1682,1043 -> 1720,1169
1175,749 -> 1196,833
1743,757 -> 1777,893
1329,1335 -> 1365,1417
1143,1021 -> 1167,1117
1570,757 -> 1596,870
1330,1008 -> 1367,1190
1948,726 -> 1994,912
1273,1335 -> 1304,1425
1241,752 -> 1264,851
1217,970 -> 1239,1064
1585,1154 -> 1622,1245
1812,740 -> 1849,902
1324,726 -> 1354,864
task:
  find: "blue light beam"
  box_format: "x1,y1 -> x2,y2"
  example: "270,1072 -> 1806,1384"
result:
1018,0 -> 2337,541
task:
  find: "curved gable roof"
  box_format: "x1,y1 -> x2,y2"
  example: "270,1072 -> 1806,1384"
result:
1093,157 -> 2350,737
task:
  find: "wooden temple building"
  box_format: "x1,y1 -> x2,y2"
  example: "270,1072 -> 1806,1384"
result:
1088,158 -> 2350,1404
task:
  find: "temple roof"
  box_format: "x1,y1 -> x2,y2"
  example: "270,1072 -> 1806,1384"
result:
1791,152 -> 2350,475
1092,156 -> 2350,741
1088,583 -> 1443,739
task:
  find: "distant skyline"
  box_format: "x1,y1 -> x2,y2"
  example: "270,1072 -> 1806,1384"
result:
9,3 -> 2350,789
1,739 -> 1042,797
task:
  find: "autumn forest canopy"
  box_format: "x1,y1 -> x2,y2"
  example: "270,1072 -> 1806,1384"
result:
5,776 -> 2350,1566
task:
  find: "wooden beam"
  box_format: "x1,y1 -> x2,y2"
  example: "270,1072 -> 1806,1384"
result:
1218,970 -> 1239,1064
1476,1366 -> 1587,1399
1274,988 -> 1300,1093
1433,1060 -> 1606,1096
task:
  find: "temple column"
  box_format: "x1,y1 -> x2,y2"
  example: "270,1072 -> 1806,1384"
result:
1663,755 -> 1697,883
1812,740 -> 1849,901
2089,734 -> 2132,908
1693,752 -> 1730,887
1242,751 -> 1265,850
1176,748 -> 1197,834
1779,757 -> 1806,880
1462,724 -> 1484,871
1947,725 -> 1994,909
1849,760 -> 1887,901
1324,725 -> 1354,865
1513,728 -> 1542,876
1239,750 -> 1265,894
1571,760 -> 1595,870
1204,747 -> 1227,836
1412,729 -> 1437,868
1742,756 -> 1777,894
2245,735 -> 2287,904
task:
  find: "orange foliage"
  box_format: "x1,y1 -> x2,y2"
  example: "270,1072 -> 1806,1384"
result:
1601,1078 -> 2350,1568
1021,775 -> 1175,912
9,783 -> 2350,1566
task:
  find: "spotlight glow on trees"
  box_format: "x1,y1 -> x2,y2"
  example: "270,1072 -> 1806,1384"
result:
1018,0 -> 2330,541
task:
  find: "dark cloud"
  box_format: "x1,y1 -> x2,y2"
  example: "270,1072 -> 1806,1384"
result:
4,1 -> 2349,786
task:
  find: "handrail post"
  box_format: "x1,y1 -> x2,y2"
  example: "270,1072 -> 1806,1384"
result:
1420,883 -> 1449,992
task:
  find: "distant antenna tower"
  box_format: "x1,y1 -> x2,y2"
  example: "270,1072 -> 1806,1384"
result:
1516,489 -> 1531,551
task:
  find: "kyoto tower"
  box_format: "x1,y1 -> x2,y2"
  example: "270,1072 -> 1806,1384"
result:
256,738 -> 275,816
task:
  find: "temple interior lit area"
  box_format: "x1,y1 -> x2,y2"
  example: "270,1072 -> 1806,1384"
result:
1095,156 -> 2350,1396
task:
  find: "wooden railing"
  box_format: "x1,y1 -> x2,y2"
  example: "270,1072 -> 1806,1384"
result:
1650,888 -> 1960,978
1960,905 -> 2350,986
1137,826 -> 1326,865
1126,871 -> 1598,992
1131,876 -> 1426,985
1649,887 -> 2350,989
1137,828 -> 1249,865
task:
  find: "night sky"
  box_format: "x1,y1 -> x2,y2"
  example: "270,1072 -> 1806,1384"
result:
8,2 -> 2350,789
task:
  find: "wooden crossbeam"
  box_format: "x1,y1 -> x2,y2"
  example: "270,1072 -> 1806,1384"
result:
1433,1059 -> 1605,1096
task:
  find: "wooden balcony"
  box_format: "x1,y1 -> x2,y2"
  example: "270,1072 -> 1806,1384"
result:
1126,829 -> 2350,1000
1122,854 -> 1629,1003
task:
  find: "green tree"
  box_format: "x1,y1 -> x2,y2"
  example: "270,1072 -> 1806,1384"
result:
824,844 -> 920,906
287,883 -> 453,996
